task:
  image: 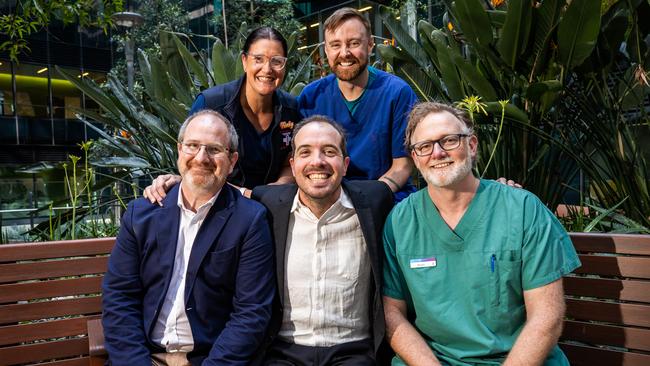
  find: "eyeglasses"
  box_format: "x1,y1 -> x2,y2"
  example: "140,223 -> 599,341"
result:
245,53 -> 288,71
180,142 -> 230,157
410,134 -> 469,156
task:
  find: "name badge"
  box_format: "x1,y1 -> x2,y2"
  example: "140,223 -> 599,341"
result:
410,257 -> 437,269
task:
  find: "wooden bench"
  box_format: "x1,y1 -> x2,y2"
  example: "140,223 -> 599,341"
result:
1,233 -> 649,365
0,238 -> 114,366
559,232 -> 650,365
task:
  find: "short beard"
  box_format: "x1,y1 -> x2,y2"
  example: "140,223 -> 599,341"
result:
179,162 -> 220,193
332,56 -> 368,82
420,155 -> 473,188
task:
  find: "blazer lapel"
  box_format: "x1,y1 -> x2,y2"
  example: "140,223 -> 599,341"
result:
184,186 -> 235,303
152,185 -> 182,335
272,185 -> 297,306
343,181 -> 381,288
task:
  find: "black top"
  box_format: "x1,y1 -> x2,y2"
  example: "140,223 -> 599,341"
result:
189,76 -> 300,189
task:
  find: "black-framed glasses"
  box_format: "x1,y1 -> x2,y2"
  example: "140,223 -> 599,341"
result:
245,53 -> 288,71
410,134 -> 469,156
180,142 -> 230,157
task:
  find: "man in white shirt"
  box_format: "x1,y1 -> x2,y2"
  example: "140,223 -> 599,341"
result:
252,115 -> 394,365
102,110 -> 275,366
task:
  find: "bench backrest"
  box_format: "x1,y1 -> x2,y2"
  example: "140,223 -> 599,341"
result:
0,238 -> 115,366
561,232 -> 650,366
1,233 -> 649,365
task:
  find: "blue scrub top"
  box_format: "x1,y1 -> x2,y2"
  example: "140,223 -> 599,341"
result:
298,67 -> 418,201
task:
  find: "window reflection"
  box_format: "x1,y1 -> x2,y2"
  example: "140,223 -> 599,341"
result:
15,63 -> 50,118
51,66 -> 82,120
0,61 -> 13,116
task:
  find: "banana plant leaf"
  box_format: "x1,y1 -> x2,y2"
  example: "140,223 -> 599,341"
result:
450,51 -> 498,101
93,157 -> 152,168
557,0 -> 601,70
486,10 -> 506,28
528,0 -> 563,77
379,5 -> 432,73
160,31 -> 193,92
452,0 -> 493,49
212,38 -> 242,85
172,34 -> 210,89
430,29 -> 464,101
525,80 -> 562,102
497,0 -> 533,69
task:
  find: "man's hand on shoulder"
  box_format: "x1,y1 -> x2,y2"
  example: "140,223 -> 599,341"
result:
143,174 -> 181,206
495,177 -> 523,188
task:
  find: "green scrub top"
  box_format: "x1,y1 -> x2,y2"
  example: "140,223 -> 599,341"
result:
383,180 -> 581,366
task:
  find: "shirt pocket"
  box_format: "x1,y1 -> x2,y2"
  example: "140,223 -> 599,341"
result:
485,249 -> 524,331
201,247 -> 237,289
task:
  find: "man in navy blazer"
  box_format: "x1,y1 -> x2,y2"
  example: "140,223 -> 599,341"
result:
102,110 -> 275,366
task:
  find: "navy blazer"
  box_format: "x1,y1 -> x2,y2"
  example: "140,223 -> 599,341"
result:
102,183 -> 275,366
252,180 -> 394,356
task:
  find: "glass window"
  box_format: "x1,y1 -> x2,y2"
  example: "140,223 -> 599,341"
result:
0,60 -> 17,144
0,60 -> 13,116
51,66 -> 83,144
14,63 -> 52,144
14,63 -> 49,118
51,66 -> 82,120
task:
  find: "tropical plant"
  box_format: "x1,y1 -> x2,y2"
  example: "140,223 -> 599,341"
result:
19,28 -> 317,240
210,0 -> 302,50
0,0 -> 123,61
376,0 -> 650,227
110,0 -> 189,95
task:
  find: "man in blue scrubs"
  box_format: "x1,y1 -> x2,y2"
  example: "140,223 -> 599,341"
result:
298,8 -> 418,202
382,102 -> 580,365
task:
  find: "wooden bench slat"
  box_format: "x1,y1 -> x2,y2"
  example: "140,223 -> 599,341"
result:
563,277 -> 650,303
87,318 -> 106,358
0,257 -> 109,284
0,337 -> 88,365
0,296 -> 102,325
0,238 -> 115,262
562,320 -> 650,352
560,342 -> 650,366
574,255 -> 650,279
0,315 -> 100,346
0,276 -> 104,304
566,298 -> 650,328
570,233 -> 650,255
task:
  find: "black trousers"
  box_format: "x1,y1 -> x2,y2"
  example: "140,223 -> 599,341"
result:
263,338 -> 376,366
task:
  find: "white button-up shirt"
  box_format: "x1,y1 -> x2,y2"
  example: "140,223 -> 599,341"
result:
278,189 -> 371,346
151,184 -> 219,352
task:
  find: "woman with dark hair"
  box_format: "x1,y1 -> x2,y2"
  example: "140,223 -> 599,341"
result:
144,27 -> 300,200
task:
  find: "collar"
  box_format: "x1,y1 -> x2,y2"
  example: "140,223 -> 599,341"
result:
290,188 -> 354,214
177,182 -> 220,213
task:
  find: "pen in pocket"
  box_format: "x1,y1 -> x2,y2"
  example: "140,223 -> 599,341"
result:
490,254 -> 496,273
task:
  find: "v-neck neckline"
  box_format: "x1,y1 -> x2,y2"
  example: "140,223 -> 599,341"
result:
421,179 -> 488,251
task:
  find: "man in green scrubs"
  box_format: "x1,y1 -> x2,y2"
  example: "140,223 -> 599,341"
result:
382,102 -> 581,366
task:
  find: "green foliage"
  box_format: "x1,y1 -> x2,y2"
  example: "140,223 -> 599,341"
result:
110,0 -> 189,97
57,28 -> 314,191
0,0 -> 123,61
377,0 -> 650,229
211,0 -> 301,49
26,143 -> 122,241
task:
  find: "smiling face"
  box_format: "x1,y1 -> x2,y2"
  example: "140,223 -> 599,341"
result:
290,122 -> 350,209
177,114 -> 238,196
324,17 -> 373,82
242,38 -> 286,96
410,111 -> 477,188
